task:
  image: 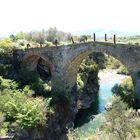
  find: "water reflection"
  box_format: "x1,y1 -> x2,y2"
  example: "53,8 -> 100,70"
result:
74,94 -> 99,128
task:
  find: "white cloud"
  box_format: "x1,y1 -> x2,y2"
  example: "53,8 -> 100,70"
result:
0,0 -> 140,35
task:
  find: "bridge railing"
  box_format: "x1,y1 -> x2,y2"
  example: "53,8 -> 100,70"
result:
19,33 -> 134,51
70,33 -> 117,45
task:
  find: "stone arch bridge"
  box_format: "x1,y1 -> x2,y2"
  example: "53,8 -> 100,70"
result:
14,41 -> 140,107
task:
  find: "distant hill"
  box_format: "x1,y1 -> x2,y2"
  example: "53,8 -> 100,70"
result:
1,28 -> 140,39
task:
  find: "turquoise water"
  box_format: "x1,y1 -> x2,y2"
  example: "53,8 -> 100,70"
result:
98,80 -> 120,113
75,79 -> 121,138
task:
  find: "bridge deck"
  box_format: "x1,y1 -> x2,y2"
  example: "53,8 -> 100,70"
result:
15,41 -> 139,53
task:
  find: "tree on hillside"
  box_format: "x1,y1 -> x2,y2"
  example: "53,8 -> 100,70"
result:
34,32 -> 46,47
80,35 -> 88,42
15,32 -> 26,40
25,32 -> 33,42
46,27 -> 57,42
9,34 -> 16,42
57,31 -> 72,42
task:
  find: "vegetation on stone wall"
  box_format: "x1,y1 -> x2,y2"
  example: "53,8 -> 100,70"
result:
76,55 -> 99,109
77,55 -> 99,94
17,69 -> 52,97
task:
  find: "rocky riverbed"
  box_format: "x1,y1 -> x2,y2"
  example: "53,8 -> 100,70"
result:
98,69 -> 129,84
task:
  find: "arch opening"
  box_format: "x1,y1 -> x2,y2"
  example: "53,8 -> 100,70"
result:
74,51 -> 134,129
65,49 -> 133,92
21,54 -> 53,97
37,58 -> 51,82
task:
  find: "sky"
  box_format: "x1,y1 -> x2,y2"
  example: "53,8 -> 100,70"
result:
0,0 -> 140,36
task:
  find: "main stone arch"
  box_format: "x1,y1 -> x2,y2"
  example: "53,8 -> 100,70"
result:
15,42 -> 140,107
63,42 -> 140,108
65,45 -> 132,90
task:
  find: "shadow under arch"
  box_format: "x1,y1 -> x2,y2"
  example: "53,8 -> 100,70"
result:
20,54 -> 54,97
21,54 -> 54,74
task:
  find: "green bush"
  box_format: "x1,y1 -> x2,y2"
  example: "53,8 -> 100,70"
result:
97,96 -> 140,140
17,69 -> 39,85
0,112 -> 8,136
0,39 -> 13,52
112,77 -> 134,107
117,65 -> 129,75
77,57 -> 99,95
135,42 -> 140,45
17,69 -> 51,96
0,76 -> 19,91
44,41 -> 53,47
0,77 -> 50,133
0,92 -> 47,129
105,55 -> 121,69
77,74 -> 84,93
0,64 -> 14,77
49,86 -> 72,111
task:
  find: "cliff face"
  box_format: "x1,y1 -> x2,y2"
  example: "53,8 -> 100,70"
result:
77,74 -> 99,109
76,56 -> 99,109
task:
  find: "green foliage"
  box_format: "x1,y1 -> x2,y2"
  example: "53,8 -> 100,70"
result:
17,68 -> 39,85
47,27 -> 57,42
9,34 -> 16,42
50,91 -> 71,109
0,112 -> 8,136
135,42 -> 140,45
22,85 -> 35,96
44,41 -> 53,47
0,92 -> 47,129
32,30 -> 46,46
97,96 -> 140,140
105,55 -> 121,69
0,64 -> 14,76
17,68 -> 51,97
49,86 -> 72,111
0,76 -> 51,133
91,52 -> 107,69
15,32 -> 26,40
79,35 -> 87,42
117,65 -> 129,75
112,77 -> 134,107
20,27 -> 72,46
77,74 -> 84,93
118,35 -> 140,45
77,56 -> 99,94
0,76 -> 19,91
0,39 -> 13,52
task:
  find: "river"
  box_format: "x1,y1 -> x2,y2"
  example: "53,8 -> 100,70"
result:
74,69 -> 128,139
